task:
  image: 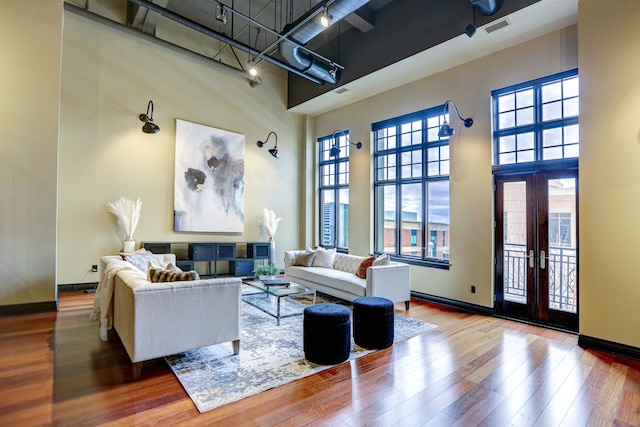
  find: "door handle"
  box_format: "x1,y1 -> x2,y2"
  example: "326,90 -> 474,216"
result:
529,250 -> 535,268
540,250 -> 546,269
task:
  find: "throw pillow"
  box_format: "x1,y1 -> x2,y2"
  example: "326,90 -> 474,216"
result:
355,256 -> 376,279
292,251 -> 316,267
312,246 -> 337,269
148,266 -> 200,283
146,262 -> 182,281
124,250 -> 162,274
118,248 -> 146,260
372,253 -> 391,266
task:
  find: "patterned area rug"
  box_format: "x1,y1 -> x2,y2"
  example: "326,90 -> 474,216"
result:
165,290 -> 436,413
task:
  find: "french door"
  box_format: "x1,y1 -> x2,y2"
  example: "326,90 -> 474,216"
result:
494,170 -> 578,331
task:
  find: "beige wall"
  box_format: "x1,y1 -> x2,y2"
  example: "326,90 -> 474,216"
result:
0,1 -> 62,306
578,0 -> 640,348
312,25 -> 579,308
57,11 -> 303,284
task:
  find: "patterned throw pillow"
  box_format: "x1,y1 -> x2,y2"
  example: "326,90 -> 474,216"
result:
355,256 -> 376,279
312,246 -> 336,268
372,253 -> 391,266
292,251 -> 316,267
124,250 -> 162,274
148,266 -> 200,283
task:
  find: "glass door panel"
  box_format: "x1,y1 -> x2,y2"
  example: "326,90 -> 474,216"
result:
502,181 -> 528,304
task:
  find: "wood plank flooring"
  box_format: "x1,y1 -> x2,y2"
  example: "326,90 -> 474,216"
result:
1,292 -> 639,426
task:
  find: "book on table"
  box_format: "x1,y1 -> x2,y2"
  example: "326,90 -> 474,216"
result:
261,279 -> 290,288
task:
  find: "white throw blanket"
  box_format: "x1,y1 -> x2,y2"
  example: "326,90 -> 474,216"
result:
89,260 -> 140,341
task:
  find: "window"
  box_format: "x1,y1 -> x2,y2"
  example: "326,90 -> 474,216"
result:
492,69 -> 579,167
318,132 -> 352,251
373,106 -> 450,267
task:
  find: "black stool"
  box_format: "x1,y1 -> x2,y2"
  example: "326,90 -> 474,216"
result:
353,297 -> 394,349
303,304 -> 351,364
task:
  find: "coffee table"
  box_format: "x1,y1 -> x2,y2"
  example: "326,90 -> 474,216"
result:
242,278 -> 316,325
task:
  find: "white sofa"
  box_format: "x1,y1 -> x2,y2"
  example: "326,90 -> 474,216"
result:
284,250 -> 411,309
98,254 -> 241,379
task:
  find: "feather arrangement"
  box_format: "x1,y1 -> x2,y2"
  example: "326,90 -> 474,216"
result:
259,208 -> 281,240
105,197 -> 143,241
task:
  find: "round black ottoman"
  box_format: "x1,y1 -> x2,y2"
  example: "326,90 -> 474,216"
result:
303,304 -> 351,364
353,297 -> 395,349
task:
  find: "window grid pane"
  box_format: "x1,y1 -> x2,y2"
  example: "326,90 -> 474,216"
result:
493,70 -> 579,166
318,132 -> 352,251
373,104 -> 450,264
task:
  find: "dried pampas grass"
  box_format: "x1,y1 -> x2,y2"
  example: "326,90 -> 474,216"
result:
106,197 -> 143,241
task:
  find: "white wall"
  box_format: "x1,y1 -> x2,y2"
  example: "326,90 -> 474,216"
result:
0,1 -> 62,307
578,0 -> 640,348
312,25 -> 579,308
57,11 -> 303,284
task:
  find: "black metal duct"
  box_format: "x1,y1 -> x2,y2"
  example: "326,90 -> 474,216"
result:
279,0 -> 372,85
469,0 -> 504,16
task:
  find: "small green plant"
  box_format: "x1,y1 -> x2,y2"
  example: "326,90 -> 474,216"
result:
254,264 -> 280,276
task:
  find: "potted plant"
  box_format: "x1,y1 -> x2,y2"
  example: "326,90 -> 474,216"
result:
254,264 -> 280,280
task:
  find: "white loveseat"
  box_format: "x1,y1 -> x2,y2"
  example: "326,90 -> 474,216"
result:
284,250 -> 411,309
97,254 -> 241,379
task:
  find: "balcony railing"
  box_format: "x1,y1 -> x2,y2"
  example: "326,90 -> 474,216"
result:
503,243 -> 577,313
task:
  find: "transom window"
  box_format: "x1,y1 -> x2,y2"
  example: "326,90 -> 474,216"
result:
318,132 -> 352,251
373,106 -> 450,268
493,69 -> 579,166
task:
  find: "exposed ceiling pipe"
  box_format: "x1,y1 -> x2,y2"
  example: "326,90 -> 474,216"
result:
468,0 -> 504,16
279,0 -> 372,84
127,0 -> 325,84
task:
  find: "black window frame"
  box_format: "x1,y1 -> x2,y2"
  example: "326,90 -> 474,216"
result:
318,132 -> 351,252
372,105 -> 451,269
492,68 -> 580,172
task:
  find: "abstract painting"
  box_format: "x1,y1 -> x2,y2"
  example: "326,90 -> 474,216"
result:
174,119 -> 244,232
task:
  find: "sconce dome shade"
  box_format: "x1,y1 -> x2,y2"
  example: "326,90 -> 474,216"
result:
438,123 -> 455,138
142,121 -> 160,134
269,148 -> 279,158
329,146 -> 341,157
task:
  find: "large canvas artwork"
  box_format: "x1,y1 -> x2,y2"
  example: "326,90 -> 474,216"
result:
174,119 -> 245,232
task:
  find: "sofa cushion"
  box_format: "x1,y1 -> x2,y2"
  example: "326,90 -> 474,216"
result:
372,253 -> 391,266
292,251 -> 316,267
312,246 -> 336,268
287,266 -> 366,297
356,256 -> 376,279
333,253 -> 367,274
125,250 -> 162,274
148,265 -> 200,283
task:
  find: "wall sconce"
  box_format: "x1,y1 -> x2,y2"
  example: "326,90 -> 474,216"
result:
329,129 -> 362,157
139,100 -> 160,134
257,131 -> 279,159
438,100 -> 473,138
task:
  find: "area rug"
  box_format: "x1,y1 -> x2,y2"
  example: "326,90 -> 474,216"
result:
165,291 -> 436,413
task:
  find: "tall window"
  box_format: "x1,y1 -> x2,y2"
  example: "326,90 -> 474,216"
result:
492,69 -> 579,166
318,132 -> 351,251
373,106 -> 450,267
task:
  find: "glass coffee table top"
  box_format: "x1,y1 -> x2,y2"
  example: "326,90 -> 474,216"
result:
242,278 -> 316,325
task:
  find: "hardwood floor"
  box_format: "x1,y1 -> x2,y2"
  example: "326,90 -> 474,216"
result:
1,292 -> 639,426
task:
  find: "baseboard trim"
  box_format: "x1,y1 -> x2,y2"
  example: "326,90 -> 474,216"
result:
578,335 -> 640,361
58,282 -> 98,293
0,301 -> 58,317
411,291 -> 494,316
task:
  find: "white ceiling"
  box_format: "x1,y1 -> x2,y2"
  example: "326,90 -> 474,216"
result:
289,0 -> 579,116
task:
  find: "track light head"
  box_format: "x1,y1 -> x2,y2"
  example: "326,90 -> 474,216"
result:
320,7 -> 333,27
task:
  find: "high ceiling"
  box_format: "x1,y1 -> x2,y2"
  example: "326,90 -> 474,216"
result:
64,0 -> 578,115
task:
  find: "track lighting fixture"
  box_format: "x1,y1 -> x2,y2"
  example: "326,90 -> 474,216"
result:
139,100 -> 160,134
257,131 -> 279,159
438,100 -> 473,138
465,4 -> 477,37
320,6 -> 333,27
329,129 -> 362,158
216,4 -> 228,24
248,60 -> 258,77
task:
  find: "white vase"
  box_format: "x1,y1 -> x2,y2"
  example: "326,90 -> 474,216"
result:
123,240 -> 136,253
269,238 -> 276,267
